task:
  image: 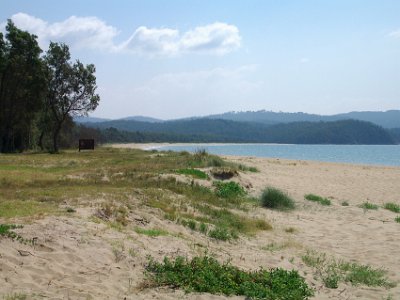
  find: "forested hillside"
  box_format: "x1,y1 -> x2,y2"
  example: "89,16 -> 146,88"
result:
85,119 -> 396,145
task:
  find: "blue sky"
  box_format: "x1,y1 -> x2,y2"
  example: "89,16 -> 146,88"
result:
1,0 -> 400,119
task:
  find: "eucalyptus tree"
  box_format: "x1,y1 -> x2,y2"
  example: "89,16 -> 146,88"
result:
0,20 -> 46,152
44,42 -> 100,152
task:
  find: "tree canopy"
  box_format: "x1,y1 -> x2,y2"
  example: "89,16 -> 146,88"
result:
0,21 -> 100,153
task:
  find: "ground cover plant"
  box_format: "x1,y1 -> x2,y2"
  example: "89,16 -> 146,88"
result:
302,250 -> 395,289
213,181 -> 246,198
260,187 -> 295,211
358,202 -> 379,210
304,194 -> 331,206
145,256 -> 314,300
395,216 -> 400,223
383,202 -> 400,213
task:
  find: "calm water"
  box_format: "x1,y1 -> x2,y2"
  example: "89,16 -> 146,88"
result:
158,144 -> 400,167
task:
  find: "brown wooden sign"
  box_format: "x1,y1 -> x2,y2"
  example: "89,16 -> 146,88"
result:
79,139 -> 94,151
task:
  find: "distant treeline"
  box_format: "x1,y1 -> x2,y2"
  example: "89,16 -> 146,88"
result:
83,118 -> 398,145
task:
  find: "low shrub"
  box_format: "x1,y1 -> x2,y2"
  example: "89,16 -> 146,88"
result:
208,226 -> 236,241
145,256 -> 314,300
260,188 -> 295,211
214,181 -> 245,198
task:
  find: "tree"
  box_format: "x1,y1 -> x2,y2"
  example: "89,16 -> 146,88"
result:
0,20 -> 46,152
44,42 -> 100,152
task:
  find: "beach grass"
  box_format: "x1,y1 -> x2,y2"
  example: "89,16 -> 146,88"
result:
0,147 -> 266,241
383,202 -> 400,213
302,250 -> 395,289
260,187 -> 295,211
304,194 -> 331,206
358,202 -> 379,210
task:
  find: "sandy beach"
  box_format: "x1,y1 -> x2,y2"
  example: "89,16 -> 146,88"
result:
1,145 -> 399,299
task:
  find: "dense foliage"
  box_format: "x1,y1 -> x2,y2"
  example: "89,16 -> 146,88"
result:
85,119 -> 396,145
146,256 -> 314,300
0,21 -> 99,153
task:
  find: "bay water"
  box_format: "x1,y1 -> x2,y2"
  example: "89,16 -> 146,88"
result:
158,144 -> 400,167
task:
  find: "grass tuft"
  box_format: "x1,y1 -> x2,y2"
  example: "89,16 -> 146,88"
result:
304,194 -> 331,206
395,216 -> 400,223
260,187 -> 295,211
145,256 -> 314,300
383,202 -> 400,213
358,202 -> 379,210
302,250 -> 395,289
176,168 -> 208,179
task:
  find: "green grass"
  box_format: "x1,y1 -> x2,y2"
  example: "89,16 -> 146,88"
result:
176,168 -> 208,179
145,256 -> 314,300
0,148 -> 267,239
358,202 -> 379,210
304,194 -> 331,206
395,216 -> 400,223
260,187 -> 295,211
134,227 -> 169,237
341,201 -> 349,206
213,181 -> 246,198
3,293 -> 27,300
302,250 -> 395,289
383,202 -> 400,213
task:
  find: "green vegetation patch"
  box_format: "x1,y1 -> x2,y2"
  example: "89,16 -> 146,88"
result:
145,256 -> 314,300
383,202 -> 400,213
0,224 -> 30,244
134,227 -> 169,237
358,202 -> 379,210
260,187 -> 295,211
214,181 -> 246,198
302,250 -> 395,289
304,194 -> 331,206
395,216 -> 400,223
176,168 -> 208,179
0,200 -> 57,218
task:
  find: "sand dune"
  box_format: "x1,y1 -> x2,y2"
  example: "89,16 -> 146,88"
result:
1,149 -> 399,299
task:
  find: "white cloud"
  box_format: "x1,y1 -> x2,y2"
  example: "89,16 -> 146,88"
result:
8,13 -> 118,50
180,22 -> 241,55
120,26 -> 179,55
3,13 -> 241,56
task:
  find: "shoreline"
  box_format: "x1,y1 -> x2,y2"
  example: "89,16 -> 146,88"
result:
108,142 -> 400,169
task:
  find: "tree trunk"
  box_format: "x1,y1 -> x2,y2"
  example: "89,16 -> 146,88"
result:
38,130 -> 44,151
52,124 -> 61,153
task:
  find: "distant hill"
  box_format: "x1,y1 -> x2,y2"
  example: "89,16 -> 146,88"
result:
206,110 -> 400,128
116,116 -> 164,123
85,118 -> 396,145
74,116 -> 110,123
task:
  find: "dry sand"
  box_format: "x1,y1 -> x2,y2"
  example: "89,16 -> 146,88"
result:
1,145 -> 400,299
